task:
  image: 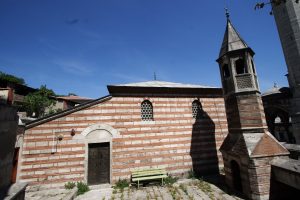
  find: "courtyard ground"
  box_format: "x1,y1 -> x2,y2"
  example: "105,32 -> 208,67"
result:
25,177 -> 244,200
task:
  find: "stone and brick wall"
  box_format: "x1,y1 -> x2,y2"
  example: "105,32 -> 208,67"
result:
0,105 -> 19,198
225,93 -> 267,132
19,96 -> 228,186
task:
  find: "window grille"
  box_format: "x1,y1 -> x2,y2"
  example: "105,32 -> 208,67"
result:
192,100 -> 202,119
141,100 -> 153,121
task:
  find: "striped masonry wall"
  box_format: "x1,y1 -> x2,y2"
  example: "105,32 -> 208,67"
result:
20,96 -> 228,186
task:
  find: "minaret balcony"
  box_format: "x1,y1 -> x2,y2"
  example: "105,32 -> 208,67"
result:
235,73 -> 257,91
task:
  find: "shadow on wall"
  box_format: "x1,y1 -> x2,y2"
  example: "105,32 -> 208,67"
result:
190,108 -> 219,176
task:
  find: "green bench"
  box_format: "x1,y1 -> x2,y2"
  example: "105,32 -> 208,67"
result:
131,168 -> 168,188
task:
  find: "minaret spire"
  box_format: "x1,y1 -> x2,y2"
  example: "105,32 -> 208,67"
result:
225,7 -> 230,20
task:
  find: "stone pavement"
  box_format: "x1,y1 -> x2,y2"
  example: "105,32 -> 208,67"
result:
25,185 -> 77,200
74,179 -> 243,200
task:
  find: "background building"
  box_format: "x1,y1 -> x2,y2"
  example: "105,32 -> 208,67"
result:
272,1 -> 300,143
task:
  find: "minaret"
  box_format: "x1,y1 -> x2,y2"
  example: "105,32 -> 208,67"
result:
217,11 -> 289,200
272,1 -> 300,143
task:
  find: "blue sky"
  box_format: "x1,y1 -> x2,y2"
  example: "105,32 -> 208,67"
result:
0,0 -> 288,98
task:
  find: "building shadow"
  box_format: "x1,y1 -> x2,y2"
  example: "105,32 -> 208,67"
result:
190,108 -> 219,177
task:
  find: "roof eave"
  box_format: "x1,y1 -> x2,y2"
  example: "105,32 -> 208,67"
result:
25,95 -> 112,129
107,85 -> 223,97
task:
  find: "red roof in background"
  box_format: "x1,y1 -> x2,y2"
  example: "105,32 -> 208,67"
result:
55,95 -> 93,101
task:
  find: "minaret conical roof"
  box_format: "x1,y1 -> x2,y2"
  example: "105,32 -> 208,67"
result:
219,19 -> 248,58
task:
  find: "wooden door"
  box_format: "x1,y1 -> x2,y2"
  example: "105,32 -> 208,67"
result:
88,143 -> 110,185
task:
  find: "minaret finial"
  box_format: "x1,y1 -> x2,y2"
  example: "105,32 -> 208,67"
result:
225,7 -> 230,20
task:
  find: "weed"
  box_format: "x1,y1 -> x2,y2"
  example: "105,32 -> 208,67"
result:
114,179 -> 129,191
164,175 -> 178,185
76,181 -> 89,196
168,186 -> 178,200
64,182 -> 76,189
197,179 -> 214,199
121,191 -> 124,200
127,187 -> 131,196
112,189 -> 117,194
111,195 -> 115,200
188,169 -> 197,179
179,184 -> 188,195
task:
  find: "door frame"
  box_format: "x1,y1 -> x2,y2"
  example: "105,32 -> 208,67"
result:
76,124 -> 120,184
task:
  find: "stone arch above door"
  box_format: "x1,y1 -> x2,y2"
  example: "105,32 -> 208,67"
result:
80,124 -> 120,138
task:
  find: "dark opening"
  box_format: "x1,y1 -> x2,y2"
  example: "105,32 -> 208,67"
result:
235,58 -> 248,74
231,160 -> 243,192
11,147 -> 19,183
251,59 -> 256,74
223,64 -> 230,78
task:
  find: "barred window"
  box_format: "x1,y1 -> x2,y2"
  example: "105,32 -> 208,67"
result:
141,100 -> 153,121
192,100 -> 202,119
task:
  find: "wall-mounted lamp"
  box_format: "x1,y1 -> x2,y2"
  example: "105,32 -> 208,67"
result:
71,129 -> 76,136
57,134 -> 64,141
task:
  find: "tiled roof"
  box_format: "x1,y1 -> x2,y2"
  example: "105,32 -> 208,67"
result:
56,95 -> 93,101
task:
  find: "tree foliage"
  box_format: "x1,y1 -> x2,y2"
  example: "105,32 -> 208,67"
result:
24,85 -> 56,118
0,71 -> 26,85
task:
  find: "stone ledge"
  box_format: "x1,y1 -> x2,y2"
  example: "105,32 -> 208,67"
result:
4,182 -> 28,200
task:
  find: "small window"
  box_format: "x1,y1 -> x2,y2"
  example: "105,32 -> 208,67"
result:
141,100 -> 153,121
192,100 -> 202,119
235,58 -> 248,74
223,64 -> 230,78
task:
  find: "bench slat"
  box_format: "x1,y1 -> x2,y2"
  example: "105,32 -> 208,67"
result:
132,173 -> 166,178
132,168 -> 164,172
132,170 -> 166,176
132,175 -> 167,182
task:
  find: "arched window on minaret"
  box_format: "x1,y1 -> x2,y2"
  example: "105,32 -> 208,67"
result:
235,58 -> 248,74
223,64 -> 230,78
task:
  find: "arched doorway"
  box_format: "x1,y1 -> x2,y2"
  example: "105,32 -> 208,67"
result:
75,124 -> 120,185
231,160 -> 243,192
